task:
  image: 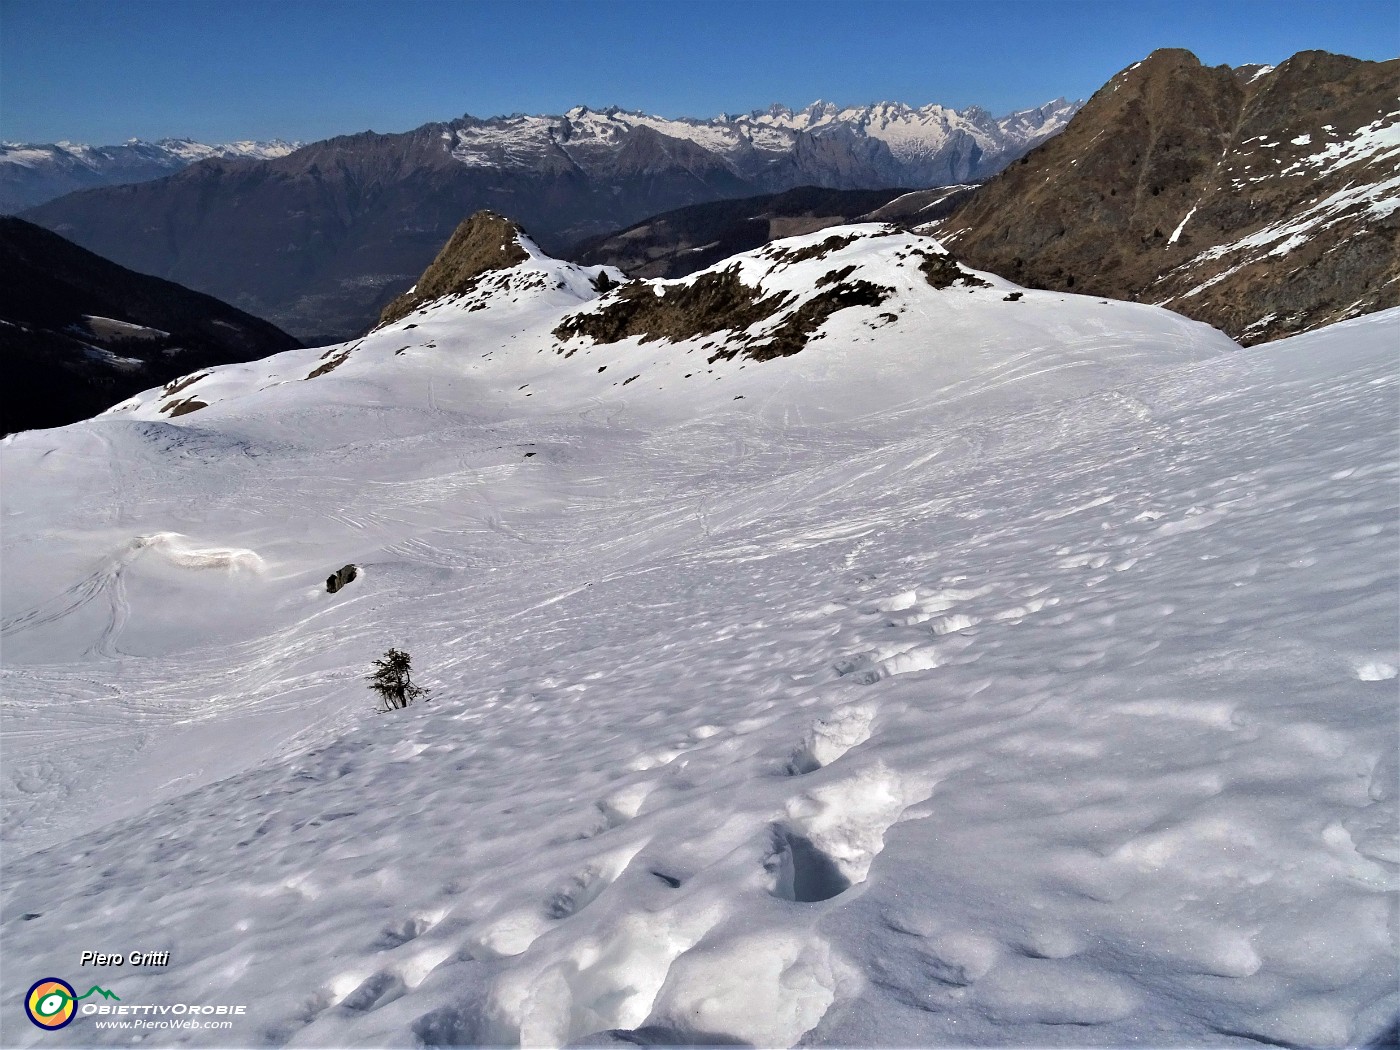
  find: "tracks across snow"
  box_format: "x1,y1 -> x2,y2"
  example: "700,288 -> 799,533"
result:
2,303 -> 1397,1046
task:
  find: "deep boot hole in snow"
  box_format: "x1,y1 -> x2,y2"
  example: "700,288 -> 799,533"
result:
769,826 -> 851,902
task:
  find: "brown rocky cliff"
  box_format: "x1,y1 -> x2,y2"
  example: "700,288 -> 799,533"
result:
375,211 -> 529,328
937,49 -> 1400,343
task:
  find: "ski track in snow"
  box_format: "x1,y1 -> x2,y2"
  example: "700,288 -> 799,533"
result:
0,227 -> 1396,1048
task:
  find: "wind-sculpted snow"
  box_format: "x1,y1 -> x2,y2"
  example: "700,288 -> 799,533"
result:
0,224 -> 1395,1048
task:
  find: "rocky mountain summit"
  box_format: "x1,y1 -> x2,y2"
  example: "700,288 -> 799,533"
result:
0,217 -> 300,433
21,98 -> 1076,345
376,211 -> 533,327
555,225 -> 990,365
0,137 -> 300,213
935,49 -> 1399,343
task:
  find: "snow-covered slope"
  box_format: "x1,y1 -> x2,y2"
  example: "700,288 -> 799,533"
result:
0,138 -> 301,212
2,226 -> 1395,1049
103,223 -> 1226,428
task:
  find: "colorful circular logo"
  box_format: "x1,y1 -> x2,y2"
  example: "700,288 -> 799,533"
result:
25,978 -> 76,1030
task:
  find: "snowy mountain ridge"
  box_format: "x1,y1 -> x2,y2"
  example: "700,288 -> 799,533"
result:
0,137 -> 302,213
0,137 -> 301,167
739,97 -> 1078,159
446,97 -> 1080,182
1,222 -> 1395,1049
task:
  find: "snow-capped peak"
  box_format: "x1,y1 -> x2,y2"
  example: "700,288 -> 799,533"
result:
0,136 -> 305,210
442,96 -> 1080,186
1,137 -> 301,163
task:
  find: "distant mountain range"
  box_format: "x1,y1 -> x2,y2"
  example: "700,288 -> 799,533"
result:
0,217 -> 300,434
19,98 -> 1078,344
445,98 -> 1079,191
0,138 -> 301,213
934,49 -> 1399,344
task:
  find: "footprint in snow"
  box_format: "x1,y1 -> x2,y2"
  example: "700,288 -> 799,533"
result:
576,783 -> 652,839
546,866 -> 612,919
766,826 -> 851,902
371,913 -> 440,951
833,645 -> 940,685
260,987 -> 337,1045
766,764 -> 931,902
784,705 -> 875,775
832,651 -> 884,684
337,970 -> 407,1013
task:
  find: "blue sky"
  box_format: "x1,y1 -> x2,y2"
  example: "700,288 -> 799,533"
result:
2,0 -> 1396,144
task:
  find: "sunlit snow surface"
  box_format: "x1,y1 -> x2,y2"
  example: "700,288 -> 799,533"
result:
1,228 -> 1396,1048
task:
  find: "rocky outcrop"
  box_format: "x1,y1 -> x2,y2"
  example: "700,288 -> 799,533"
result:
376,212 -> 529,327
935,49 -> 1400,343
554,266 -> 797,350
554,229 -> 912,364
326,565 -> 358,593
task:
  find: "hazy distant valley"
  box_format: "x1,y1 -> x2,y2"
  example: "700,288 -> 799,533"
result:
14,97 -> 1078,343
